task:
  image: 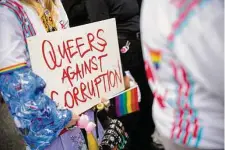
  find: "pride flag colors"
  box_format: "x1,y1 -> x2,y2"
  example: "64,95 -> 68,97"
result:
149,50 -> 161,70
115,86 -> 139,117
0,62 -> 27,74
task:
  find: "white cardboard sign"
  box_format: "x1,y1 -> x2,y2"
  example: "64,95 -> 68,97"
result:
27,19 -> 125,115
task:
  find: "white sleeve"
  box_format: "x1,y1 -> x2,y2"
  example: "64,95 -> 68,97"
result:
0,6 -> 27,73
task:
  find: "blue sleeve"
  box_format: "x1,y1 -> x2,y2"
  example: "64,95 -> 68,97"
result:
0,68 -> 72,150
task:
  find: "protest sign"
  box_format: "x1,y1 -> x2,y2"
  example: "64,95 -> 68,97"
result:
27,19 -> 125,114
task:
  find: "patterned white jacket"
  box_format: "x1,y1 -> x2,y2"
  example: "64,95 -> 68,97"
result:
141,0 -> 224,149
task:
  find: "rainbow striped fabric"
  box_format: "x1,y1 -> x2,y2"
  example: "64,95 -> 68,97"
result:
0,62 -> 27,74
115,86 -> 139,117
149,50 -> 161,70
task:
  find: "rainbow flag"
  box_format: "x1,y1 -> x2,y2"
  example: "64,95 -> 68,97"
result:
115,86 -> 139,117
149,50 -> 161,70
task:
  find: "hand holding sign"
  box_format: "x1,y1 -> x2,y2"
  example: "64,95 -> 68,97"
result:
66,113 -> 80,128
27,19 -> 125,115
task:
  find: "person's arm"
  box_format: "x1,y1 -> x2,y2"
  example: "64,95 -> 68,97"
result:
0,7 -> 72,150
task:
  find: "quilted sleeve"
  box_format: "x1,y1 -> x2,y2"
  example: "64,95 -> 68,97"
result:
0,6 -> 72,150
0,68 -> 72,150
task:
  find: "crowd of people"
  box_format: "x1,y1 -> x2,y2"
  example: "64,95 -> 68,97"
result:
0,0 -> 223,150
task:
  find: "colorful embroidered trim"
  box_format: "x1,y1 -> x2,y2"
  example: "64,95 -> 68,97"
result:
115,86 -> 139,117
0,62 -> 27,74
167,0 -> 201,49
167,0 -> 208,147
